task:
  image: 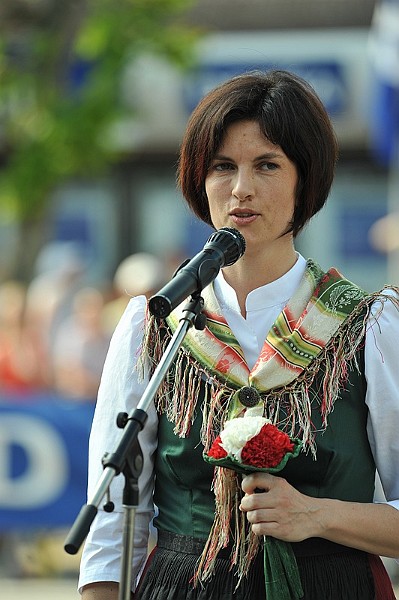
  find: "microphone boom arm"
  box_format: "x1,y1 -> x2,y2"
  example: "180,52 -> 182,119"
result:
149,227 -> 246,319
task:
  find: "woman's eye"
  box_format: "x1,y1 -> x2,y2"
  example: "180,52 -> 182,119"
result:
213,162 -> 234,171
260,161 -> 278,171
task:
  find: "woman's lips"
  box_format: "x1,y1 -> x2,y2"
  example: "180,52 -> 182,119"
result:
230,212 -> 258,225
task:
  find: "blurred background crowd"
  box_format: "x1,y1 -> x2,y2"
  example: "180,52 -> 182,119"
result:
0,242 -> 167,401
0,0 -> 398,594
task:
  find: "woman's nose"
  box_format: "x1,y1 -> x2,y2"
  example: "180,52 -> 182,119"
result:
232,170 -> 254,201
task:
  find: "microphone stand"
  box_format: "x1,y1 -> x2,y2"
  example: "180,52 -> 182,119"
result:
64,293 -> 206,600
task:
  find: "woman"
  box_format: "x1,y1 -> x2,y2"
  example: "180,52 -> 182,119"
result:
79,70 -> 399,599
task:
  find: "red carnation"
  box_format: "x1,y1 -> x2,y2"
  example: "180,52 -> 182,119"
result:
240,423 -> 294,469
208,435 -> 228,459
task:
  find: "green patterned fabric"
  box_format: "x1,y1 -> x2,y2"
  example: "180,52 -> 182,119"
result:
146,260 -> 372,457
166,260 -> 367,394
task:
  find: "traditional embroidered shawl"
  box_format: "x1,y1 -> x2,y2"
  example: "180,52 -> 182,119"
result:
140,259 -> 399,585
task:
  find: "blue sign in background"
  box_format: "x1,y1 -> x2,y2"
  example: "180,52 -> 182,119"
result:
183,61 -> 347,116
0,396 -> 95,530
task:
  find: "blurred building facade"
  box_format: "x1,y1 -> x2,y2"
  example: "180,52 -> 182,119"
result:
184,0 -> 377,30
109,0 -> 395,293
1,0 -> 395,293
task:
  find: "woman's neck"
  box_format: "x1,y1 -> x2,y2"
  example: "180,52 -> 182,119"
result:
222,246 -> 297,316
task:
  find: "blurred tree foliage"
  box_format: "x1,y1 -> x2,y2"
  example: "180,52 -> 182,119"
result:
0,0 -> 199,279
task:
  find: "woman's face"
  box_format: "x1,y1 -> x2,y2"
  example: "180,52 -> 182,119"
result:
205,120 -> 298,257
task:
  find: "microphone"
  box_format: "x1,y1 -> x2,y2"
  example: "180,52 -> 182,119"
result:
148,227 -> 246,318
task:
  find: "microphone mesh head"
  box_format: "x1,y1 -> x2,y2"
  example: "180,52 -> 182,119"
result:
206,227 -> 246,266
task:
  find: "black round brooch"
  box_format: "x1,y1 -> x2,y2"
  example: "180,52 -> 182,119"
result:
237,386 -> 261,407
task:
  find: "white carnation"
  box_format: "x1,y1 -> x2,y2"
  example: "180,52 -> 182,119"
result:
220,409 -> 271,460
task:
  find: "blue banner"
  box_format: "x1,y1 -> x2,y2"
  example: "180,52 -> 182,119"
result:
183,61 -> 348,117
0,395 -> 95,530
368,0 -> 399,166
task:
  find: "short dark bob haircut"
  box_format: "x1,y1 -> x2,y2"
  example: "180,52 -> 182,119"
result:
177,69 -> 339,238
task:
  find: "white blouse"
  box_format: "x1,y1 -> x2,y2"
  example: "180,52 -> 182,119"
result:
78,255 -> 399,592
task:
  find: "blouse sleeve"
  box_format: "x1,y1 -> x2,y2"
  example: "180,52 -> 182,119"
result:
78,296 -> 158,592
365,288 -> 399,510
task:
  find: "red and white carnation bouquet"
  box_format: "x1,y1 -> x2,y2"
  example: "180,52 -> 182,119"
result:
204,405 -> 303,600
206,407 -> 301,472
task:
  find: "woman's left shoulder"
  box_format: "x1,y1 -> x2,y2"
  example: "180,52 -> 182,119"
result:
367,285 -> 399,327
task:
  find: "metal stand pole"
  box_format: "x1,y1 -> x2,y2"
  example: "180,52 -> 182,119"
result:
64,294 -> 206,600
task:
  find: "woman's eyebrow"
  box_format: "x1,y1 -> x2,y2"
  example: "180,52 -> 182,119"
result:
213,152 -> 284,161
